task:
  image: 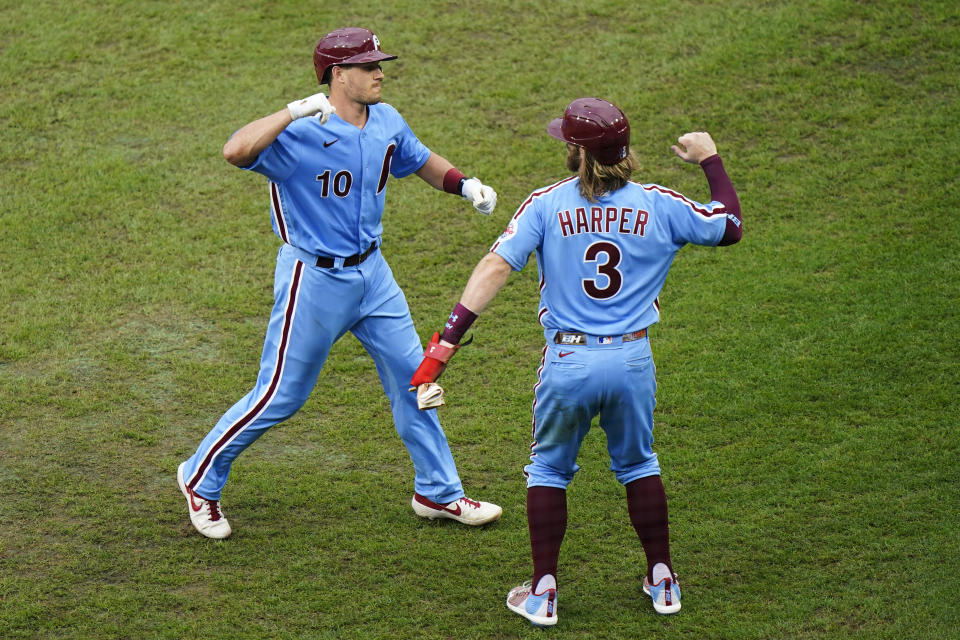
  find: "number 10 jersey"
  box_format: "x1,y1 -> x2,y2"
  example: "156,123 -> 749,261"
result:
243,102 -> 431,258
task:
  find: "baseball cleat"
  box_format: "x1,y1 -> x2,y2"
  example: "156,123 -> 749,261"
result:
506,581 -> 558,627
643,573 -> 681,614
177,462 -> 232,539
411,493 -> 502,526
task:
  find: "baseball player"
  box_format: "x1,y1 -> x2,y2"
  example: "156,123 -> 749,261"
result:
410,98 -> 742,625
177,27 -> 502,540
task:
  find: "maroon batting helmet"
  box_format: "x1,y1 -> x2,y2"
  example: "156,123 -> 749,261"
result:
313,27 -> 398,84
547,98 -> 630,165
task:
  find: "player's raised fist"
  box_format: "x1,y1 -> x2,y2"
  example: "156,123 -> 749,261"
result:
287,93 -> 336,124
671,132 -> 717,164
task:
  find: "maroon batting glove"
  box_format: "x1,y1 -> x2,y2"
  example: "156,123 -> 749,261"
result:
409,332 -> 458,389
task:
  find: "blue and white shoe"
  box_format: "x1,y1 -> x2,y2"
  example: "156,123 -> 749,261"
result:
643,573 -> 681,614
506,580 -> 558,626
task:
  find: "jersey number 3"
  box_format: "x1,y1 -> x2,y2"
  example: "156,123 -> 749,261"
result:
582,241 -> 622,299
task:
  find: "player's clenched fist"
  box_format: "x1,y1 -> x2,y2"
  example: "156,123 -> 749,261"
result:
287,92 -> 336,124
461,177 -> 497,215
671,132 -> 718,164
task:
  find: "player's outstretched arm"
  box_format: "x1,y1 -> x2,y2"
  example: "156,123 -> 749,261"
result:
415,153 -> 497,215
409,252 -> 513,409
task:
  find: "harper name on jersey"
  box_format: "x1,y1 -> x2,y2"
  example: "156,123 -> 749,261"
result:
556,205 -> 648,237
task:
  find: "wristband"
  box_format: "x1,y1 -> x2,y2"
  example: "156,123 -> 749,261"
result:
443,168 -> 467,195
440,303 -> 477,345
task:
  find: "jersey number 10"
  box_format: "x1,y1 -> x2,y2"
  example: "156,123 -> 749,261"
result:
316,170 -> 353,198
315,144 -> 396,198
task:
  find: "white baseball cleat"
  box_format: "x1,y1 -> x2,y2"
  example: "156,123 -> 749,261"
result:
506,580 -> 558,627
411,493 -> 502,526
177,462 -> 232,539
643,573 -> 681,614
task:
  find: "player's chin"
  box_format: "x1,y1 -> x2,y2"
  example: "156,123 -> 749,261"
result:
362,88 -> 383,105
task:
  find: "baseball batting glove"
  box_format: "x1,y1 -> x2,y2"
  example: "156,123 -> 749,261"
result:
461,178 -> 497,215
287,93 -> 336,125
410,332 -> 459,389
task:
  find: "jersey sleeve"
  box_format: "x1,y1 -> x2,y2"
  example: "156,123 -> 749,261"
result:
490,192 -> 543,271
241,120 -> 304,182
648,185 -> 728,247
386,108 -> 431,178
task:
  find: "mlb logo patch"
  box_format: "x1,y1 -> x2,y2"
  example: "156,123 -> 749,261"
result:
598,336 -> 613,344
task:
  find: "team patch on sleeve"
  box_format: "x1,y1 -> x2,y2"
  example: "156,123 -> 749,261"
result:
499,219 -> 518,241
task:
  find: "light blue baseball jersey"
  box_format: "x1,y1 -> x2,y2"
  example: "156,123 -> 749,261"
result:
182,101 -> 468,506
492,176 -> 730,336
244,102 -> 431,257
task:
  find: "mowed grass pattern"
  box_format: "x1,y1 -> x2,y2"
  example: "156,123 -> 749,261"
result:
1,1 -> 958,638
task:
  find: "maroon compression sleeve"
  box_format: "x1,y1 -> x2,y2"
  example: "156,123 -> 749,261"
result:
440,303 -> 477,345
700,154 -> 742,246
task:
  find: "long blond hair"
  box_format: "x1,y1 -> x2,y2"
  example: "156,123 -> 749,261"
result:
578,148 -> 639,202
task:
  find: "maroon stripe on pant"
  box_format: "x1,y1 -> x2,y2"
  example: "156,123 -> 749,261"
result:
189,260 -> 304,488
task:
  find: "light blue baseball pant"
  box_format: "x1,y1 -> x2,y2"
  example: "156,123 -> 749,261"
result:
525,330 -> 661,488
181,243 -> 465,504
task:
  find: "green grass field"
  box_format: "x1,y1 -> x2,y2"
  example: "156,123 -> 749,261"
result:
2,1 -> 958,638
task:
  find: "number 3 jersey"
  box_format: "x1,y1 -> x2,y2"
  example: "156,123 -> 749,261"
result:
491,175 -> 730,336
242,103 -> 431,257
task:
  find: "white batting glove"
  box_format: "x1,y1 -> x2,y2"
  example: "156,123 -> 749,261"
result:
460,178 -> 497,215
416,382 -> 445,410
287,93 -> 335,125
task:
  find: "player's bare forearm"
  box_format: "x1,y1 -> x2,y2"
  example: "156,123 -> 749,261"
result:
414,153 -> 456,190
451,252 -> 512,326
223,109 -> 293,167
416,153 -> 498,214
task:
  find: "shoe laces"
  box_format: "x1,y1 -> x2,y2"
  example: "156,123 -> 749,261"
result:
515,580 -> 555,597
511,581 -> 534,599
459,496 -> 481,509
207,499 -> 223,522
